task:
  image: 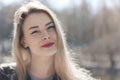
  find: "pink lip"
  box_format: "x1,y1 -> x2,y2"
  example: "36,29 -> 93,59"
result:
41,42 -> 54,48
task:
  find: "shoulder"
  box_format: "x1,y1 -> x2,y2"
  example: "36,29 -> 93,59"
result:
0,63 -> 16,80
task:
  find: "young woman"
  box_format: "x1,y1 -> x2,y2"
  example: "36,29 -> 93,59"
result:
0,1 -> 98,80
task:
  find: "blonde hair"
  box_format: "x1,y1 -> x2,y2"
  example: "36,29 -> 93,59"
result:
13,1 -> 98,80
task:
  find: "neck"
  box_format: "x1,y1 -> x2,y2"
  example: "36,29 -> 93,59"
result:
29,55 -> 55,79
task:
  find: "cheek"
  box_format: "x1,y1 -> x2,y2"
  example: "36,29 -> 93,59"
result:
28,41 -> 39,52
54,32 -> 58,41
49,30 -> 58,40
29,38 -> 39,46
24,35 -> 38,47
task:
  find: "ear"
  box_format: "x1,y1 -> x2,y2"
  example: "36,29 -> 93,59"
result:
21,38 -> 28,48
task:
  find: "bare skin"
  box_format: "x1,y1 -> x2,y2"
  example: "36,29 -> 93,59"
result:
22,12 -> 58,79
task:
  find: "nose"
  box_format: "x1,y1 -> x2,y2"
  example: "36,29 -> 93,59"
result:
41,31 -> 50,40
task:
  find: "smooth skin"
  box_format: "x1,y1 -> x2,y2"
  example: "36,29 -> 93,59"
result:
21,12 -> 58,79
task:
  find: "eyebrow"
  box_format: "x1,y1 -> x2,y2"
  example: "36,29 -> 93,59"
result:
28,21 -> 54,30
46,21 -> 54,26
29,26 -> 38,30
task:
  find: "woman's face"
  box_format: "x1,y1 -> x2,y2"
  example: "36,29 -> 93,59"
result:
22,12 -> 58,57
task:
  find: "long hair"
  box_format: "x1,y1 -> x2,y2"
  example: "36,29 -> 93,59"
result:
12,1 -> 98,80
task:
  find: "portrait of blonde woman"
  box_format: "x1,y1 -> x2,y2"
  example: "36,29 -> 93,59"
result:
0,0 -> 98,80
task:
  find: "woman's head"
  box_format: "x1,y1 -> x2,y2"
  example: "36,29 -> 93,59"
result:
14,1 -> 63,57
13,1 -> 66,80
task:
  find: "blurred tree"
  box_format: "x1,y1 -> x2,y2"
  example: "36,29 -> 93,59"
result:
0,4 -> 19,40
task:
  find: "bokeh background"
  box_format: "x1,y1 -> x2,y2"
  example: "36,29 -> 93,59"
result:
0,0 -> 120,80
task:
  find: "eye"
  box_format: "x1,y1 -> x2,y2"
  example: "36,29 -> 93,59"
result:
47,26 -> 55,30
31,30 -> 40,34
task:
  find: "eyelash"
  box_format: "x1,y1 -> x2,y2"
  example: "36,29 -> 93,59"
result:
31,26 -> 55,35
31,30 -> 39,34
47,26 -> 55,30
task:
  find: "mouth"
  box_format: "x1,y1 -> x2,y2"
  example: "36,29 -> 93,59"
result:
41,42 -> 55,48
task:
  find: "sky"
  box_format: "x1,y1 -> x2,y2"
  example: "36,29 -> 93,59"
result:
0,0 -> 119,12
47,0 -> 82,10
0,0 -> 22,5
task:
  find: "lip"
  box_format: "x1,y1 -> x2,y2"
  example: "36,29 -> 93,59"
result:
41,42 -> 55,48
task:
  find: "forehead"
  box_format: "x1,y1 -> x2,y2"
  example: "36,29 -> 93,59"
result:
23,12 -> 53,28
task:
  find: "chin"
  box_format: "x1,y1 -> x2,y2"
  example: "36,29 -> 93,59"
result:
47,50 -> 57,56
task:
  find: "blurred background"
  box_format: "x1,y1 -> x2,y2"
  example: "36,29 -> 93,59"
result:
0,0 -> 120,80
